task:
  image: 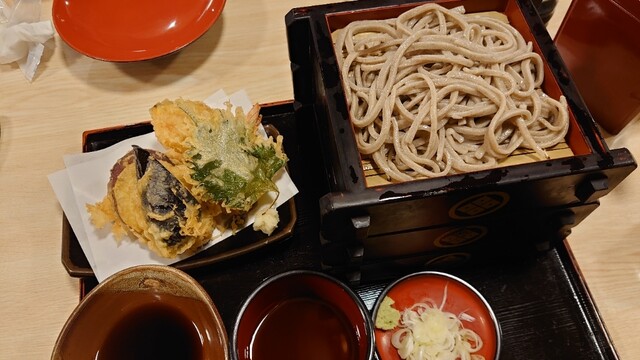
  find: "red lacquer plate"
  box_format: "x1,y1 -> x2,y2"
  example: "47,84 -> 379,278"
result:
52,0 -> 226,62
372,271 -> 501,360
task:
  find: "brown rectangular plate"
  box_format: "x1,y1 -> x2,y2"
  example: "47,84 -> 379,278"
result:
61,101 -> 298,278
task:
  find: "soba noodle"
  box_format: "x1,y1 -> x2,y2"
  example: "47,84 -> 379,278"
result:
334,4 -> 569,181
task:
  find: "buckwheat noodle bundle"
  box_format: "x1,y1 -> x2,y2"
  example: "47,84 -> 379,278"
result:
334,4 -> 569,182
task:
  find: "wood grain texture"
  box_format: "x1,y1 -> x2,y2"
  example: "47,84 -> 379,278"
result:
2,0 -> 638,359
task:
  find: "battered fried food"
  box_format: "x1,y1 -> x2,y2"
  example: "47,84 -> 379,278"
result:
150,99 -> 288,213
87,99 -> 288,258
87,147 -> 219,258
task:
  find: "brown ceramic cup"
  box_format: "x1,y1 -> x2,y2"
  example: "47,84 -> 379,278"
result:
51,265 -> 229,360
232,270 -> 374,360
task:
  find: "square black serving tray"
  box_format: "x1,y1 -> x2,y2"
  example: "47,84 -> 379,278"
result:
79,102 -> 618,359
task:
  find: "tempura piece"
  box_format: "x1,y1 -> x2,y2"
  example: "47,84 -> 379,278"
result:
87,147 -> 219,258
150,99 -> 288,214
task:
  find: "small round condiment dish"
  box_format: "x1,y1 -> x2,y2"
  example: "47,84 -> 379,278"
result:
372,271 -> 501,360
232,269 -> 374,360
51,265 -> 229,360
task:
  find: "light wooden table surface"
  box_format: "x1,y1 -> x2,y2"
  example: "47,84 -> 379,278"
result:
1,0 -> 638,358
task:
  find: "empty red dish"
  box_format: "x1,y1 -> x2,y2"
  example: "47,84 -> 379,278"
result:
52,0 -> 226,62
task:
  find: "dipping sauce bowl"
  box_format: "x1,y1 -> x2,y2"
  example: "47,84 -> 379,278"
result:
51,265 -> 229,360
372,271 -> 501,360
232,270 -> 374,360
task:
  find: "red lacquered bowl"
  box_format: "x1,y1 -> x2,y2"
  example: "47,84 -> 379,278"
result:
372,271 -> 501,360
52,0 -> 226,62
232,270 -> 375,360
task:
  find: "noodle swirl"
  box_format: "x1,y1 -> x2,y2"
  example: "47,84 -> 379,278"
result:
334,4 -> 569,181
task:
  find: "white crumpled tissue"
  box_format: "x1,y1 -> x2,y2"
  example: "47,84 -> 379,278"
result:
0,0 -> 54,81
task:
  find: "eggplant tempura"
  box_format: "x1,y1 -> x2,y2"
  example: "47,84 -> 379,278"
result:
87,147 -> 218,258
87,99 -> 288,258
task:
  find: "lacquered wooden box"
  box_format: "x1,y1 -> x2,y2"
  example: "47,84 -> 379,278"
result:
285,0 -> 636,279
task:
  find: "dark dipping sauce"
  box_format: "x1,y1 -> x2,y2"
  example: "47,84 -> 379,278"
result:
57,291 -> 227,360
249,297 -> 359,360
98,301 -> 201,360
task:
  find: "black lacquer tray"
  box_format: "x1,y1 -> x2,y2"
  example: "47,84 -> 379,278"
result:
61,104 -> 297,278
79,102 -> 618,359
